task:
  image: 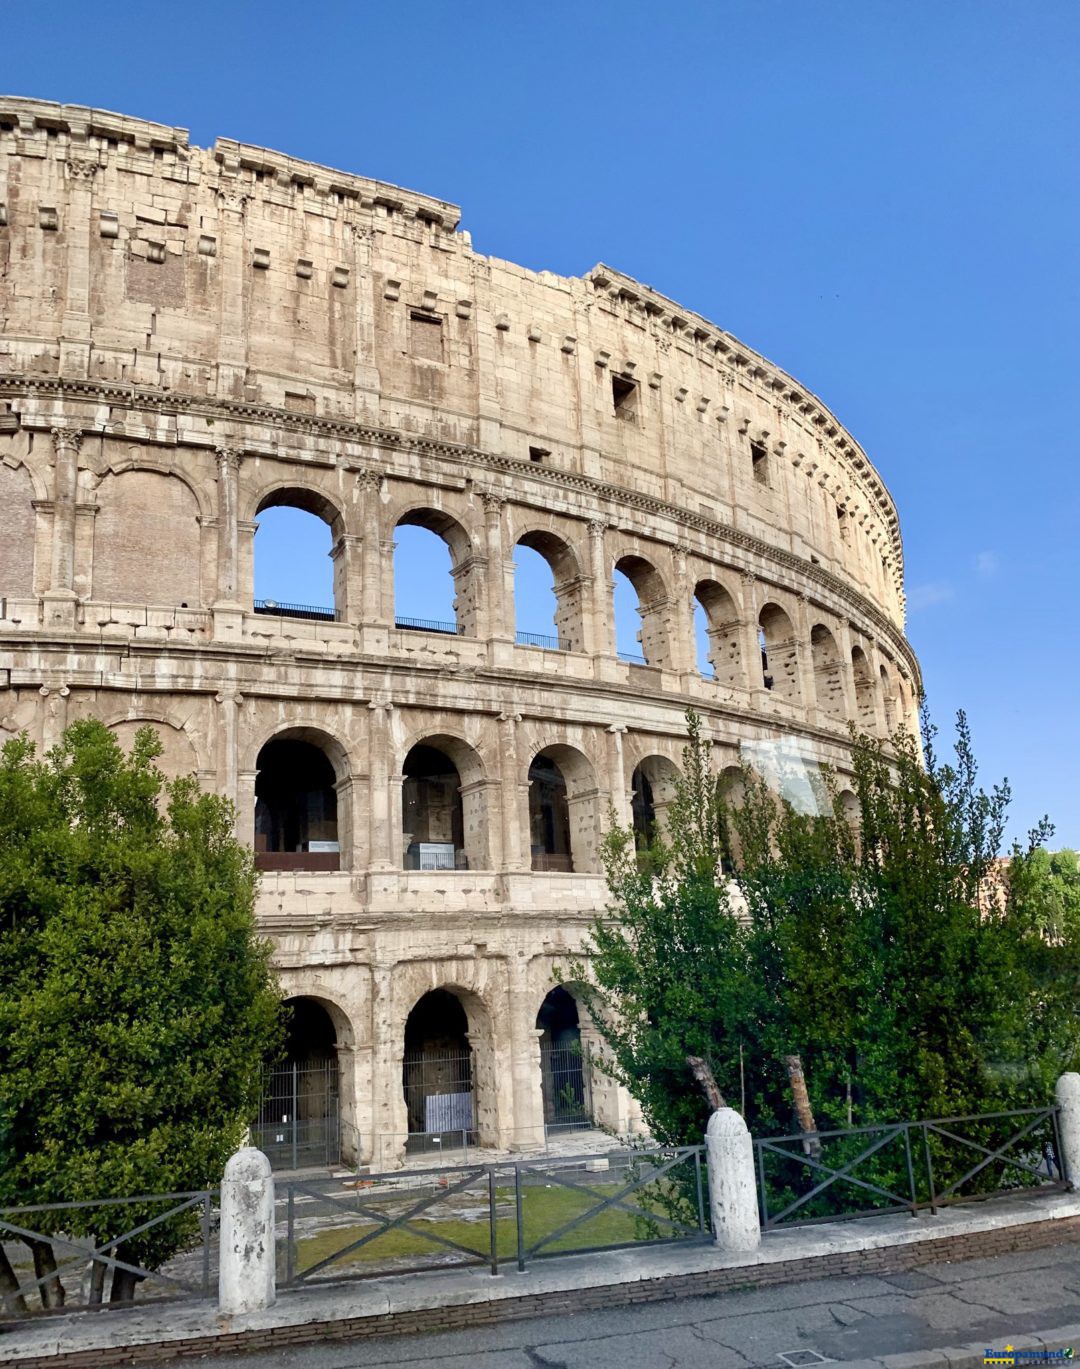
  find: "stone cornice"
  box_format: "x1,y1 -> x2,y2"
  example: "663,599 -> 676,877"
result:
0,373 -> 921,689
586,263 -> 904,582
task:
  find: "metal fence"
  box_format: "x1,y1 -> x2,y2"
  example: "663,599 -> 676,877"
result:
395,615 -> 459,635
402,1048 -> 476,1154
254,598 -> 338,622
540,1043 -> 593,1132
0,1191 -> 216,1317
516,630 -> 562,650
754,1105 -> 1065,1230
277,1145 -> 708,1285
251,1060 -> 341,1171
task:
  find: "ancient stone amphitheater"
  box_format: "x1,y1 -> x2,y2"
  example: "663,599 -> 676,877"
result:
0,97 -> 920,1168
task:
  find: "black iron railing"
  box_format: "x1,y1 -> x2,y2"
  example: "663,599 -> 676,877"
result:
618,649 -> 648,665
254,598 -> 338,622
516,630 -> 562,650
754,1106 -> 1065,1230
394,615 -> 459,635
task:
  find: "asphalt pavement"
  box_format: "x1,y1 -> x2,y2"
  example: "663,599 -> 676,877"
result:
187,1240 -> 1080,1368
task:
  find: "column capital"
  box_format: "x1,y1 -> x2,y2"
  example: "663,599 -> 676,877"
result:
216,446 -> 243,473
50,426 -> 83,455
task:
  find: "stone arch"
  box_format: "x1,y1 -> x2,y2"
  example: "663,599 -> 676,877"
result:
400,732 -> 490,871
631,754 -> 681,849
613,553 -> 671,667
880,662 -> 898,734
810,623 -> 845,719
0,461 -> 38,600
253,993 -> 351,1169
401,983 -> 498,1151
694,577 -> 743,685
527,742 -> 601,874
92,469 -> 202,607
253,484 -> 346,621
851,645 -> 877,732
758,602 -> 800,699
514,527 -> 585,652
535,985 -> 593,1132
254,724 -> 351,872
106,716 -> 200,781
393,506 -> 480,636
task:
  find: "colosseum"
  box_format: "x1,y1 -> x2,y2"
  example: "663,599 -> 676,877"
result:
0,97 -> 920,1170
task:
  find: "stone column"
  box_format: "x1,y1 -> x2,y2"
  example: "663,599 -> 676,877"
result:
214,448 -> 242,607
668,544 -> 696,677
330,533 -> 363,625
39,684 -> 70,752
498,712 -> 527,871
834,620 -> 859,726
706,1108 -> 760,1251
739,573 -> 768,703
1056,1073 -> 1080,1188
219,1148 -> 275,1314
367,701 -> 396,870
60,157 -> 98,379
586,521 -> 616,663
482,493 -> 510,644
214,187 -> 250,399
43,427 -> 82,629
369,964 -> 404,1167
606,724 -> 632,831
358,470 -> 387,626
793,594 -> 816,711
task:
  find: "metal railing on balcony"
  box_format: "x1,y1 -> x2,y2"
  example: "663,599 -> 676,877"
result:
516,630 -> 562,650
254,599 -> 338,622
394,616 -> 460,635
618,649 -> 648,665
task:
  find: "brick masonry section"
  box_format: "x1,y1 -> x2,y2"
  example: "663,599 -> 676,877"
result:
8,1214 -> 1080,1369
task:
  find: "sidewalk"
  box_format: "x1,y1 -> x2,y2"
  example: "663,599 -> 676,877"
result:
4,1189 -> 1080,1367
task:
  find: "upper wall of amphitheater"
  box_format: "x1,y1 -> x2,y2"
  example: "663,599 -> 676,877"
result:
0,97 -> 906,629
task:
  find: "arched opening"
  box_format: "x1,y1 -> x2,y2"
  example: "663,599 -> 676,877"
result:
880,664 -> 897,734
254,734 -> 341,870
758,603 -> 800,700
537,987 -> 593,1133
613,554 -> 670,667
851,646 -> 877,732
811,624 -> 845,719
254,488 -> 342,623
252,997 -> 341,1169
402,989 -> 475,1153
694,579 -> 742,686
402,740 -> 486,871
514,530 -> 582,651
393,508 -> 475,636
631,756 -> 680,855
528,745 -> 600,874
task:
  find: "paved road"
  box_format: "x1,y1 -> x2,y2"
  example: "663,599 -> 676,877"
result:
197,1243 -> 1080,1368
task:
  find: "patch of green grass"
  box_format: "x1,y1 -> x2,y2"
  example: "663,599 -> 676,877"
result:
290,1178 -> 693,1275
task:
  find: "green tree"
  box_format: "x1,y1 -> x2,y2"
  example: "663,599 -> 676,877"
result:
0,721 -> 283,1308
578,709 -> 1076,1163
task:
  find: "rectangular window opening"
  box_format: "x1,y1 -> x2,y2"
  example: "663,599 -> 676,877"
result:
529,446 -> 551,463
836,505 -> 850,540
612,374 -> 639,423
408,308 -> 443,362
750,440 -> 769,485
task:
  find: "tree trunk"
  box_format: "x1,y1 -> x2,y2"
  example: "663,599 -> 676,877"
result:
108,1250 -> 143,1304
783,1054 -> 822,1159
0,1242 -> 28,1316
686,1055 -> 726,1110
27,1238 -> 66,1308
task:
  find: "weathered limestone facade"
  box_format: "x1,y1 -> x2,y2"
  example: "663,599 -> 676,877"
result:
0,98 -> 920,1166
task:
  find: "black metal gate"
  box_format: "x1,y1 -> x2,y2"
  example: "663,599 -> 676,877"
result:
540,1042 -> 593,1132
402,1048 -> 475,1155
251,1060 -> 340,1170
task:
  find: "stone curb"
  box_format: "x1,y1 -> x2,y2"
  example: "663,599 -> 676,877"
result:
847,1324 -> 1080,1369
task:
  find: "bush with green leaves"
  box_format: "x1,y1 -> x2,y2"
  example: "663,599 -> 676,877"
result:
577,709 -> 1078,1214
0,720 -> 283,1306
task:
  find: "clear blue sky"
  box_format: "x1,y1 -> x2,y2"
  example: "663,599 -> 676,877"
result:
8,1 -> 1077,846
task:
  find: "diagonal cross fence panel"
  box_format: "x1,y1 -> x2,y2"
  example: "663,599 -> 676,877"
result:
0,1191 -> 216,1316
755,1106 -> 1066,1229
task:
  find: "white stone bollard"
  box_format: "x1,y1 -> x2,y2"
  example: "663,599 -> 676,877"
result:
706,1108 -> 761,1252
1055,1073 -> 1080,1189
219,1147 -> 276,1314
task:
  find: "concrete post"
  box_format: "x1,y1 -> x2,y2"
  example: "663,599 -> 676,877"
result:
706,1108 -> 760,1252
1055,1073 -> 1080,1188
219,1147 -> 275,1315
